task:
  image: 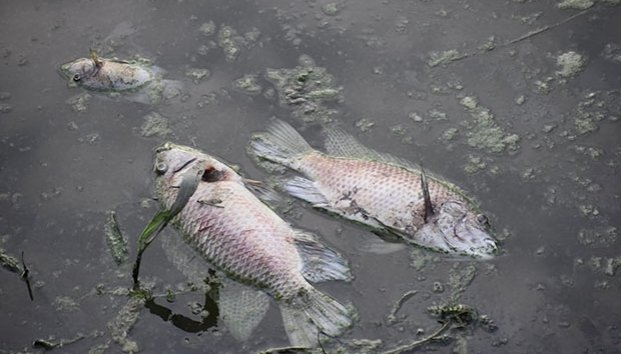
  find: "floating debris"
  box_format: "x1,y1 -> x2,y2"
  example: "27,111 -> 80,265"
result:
199,21 -> 216,36
409,248 -> 439,271
573,145 -> 603,160
433,281 -> 445,293
321,2 -> 341,16
355,118 -> 375,132
428,303 -> 477,328
555,51 -> 585,78
66,93 -> 91,112
217,25 -> 260,62
464,155 -> 487,174
104,210 -> 128,266
265,55 -> 342,122
448,264 -> 477,302
140,112 -> 171,138
557,0 -> 594,10
589,256 -> 621,276
602,43 -> 621,63
78,133 -> 100,145
233,74 -> 263,95
427,49 -> 463,67
478,36 -> 496,52
459,96 -> 520,153
428,108 -> 447,120
53,296 -> 80,312
185,68 -> 211,84
578,226 -> 617,246
218,26 -> 242,61
439,128 -> 459,144
534,78 -> 554,95
515,95 -> 526,105
578,204 -> 600,217
0,103 -> 12,114
108,295 -> 145,353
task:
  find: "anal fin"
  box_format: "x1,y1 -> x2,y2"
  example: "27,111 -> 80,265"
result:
219,277 -> 270,342
292,230 -> 352,283
283,176 -> 329,205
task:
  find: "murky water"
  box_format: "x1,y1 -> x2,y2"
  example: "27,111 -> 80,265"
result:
1,1 -> 620,353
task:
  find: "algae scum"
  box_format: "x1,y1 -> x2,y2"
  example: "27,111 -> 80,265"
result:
1,1 -> 620,353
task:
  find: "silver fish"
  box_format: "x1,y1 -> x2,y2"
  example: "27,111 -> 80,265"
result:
59,51 -> 154,91
249,120 -> 498,259
154,143 -> 354,346
59,51 -> 181,104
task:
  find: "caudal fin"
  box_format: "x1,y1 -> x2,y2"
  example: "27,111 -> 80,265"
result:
281,287 -> 354,347
249,120 -> 314,170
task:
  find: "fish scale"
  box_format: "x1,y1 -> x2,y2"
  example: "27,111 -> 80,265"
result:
299,152 -> 461,234
153,142 -> 354,346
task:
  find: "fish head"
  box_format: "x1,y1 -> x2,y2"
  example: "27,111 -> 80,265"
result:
59,57 -> 99,84
153,142 -> 243,190
415,200 -> 498,259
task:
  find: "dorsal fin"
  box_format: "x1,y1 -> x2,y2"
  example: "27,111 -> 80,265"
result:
89,49 -> 103,68
420,166 -> 434,222
323,127 -> 420,171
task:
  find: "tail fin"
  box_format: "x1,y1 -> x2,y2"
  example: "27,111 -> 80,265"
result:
281,287 -> 354,347
249,120 -> 314,170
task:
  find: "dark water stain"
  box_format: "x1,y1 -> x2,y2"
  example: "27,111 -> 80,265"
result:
0,0 -> 620,353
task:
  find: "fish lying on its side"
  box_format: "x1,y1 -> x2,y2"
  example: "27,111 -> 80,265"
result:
249,120 -> 498,259
153,143 -> 354,346
59,51 -> 181,103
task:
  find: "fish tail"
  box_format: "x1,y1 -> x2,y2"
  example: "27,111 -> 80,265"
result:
281,287 -> 354,347
249,119 -> 314,170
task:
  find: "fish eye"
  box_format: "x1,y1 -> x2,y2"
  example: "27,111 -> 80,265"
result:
476,214 -> 489,226
72,74 -> 81,82
155,162 -> 168,174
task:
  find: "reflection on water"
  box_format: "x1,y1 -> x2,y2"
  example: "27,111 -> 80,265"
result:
0,0 -> 620,353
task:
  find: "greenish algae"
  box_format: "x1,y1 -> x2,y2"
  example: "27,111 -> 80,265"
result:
265,55 -> 342,123
459,96 -> 520,153
233,74 -> 263,95
140,112 -> 171,138
557,0 -> 594,9
556,51 -> 585,78
104,210 -> 128,266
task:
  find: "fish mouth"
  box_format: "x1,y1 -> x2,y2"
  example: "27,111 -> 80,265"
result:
464,238 -> 499,259
57,62 -> 73,78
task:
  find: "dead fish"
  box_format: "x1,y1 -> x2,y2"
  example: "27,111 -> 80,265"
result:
249,120 -> 498,259
154,142 -> 354,346
59,50 -> 155,91
59,51 -> 181,103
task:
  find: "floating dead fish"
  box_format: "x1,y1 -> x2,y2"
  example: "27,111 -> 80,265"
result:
249,120 -> 498,259
59,51 -> 181,104
154,142 -> 354,346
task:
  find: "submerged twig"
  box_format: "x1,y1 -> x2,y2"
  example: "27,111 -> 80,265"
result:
505,9 -> 591,46
21,251 -> 34,301
32,334 -> 85,350
380,321 -> 451,354
432,8 -> 593,67
387,290 -> 417,325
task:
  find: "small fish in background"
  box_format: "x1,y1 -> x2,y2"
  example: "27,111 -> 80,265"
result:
249,120 -> 499,259
154,143 -> 354,346
58,50 -> 182,104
